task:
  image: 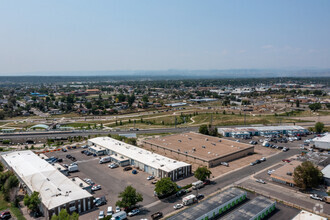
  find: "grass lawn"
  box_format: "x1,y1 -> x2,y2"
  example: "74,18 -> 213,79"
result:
0,193 -> 26,220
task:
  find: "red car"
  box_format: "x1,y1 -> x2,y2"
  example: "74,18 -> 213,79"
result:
282,159 -> 291,163
0,211 -> 11,219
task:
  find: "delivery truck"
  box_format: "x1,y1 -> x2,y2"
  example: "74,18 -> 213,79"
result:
68,164 -> 79,172
99,156 -> 111,164
182,194 -> 197,206
192,180 -> 204,190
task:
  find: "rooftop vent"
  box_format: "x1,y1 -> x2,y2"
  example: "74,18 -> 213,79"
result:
72,178 -> 75,181
202,145 -> 206,149
46,178 -> 50,181
208,152 -> 211,154
185,151 -> 188,154
178,149 -> 180,152
188,137 -> 192,140
178,140 -> 182,142
218,140 -> 221,142
205,138 -> 208,141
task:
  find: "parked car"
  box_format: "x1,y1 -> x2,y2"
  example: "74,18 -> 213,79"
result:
310,194 -> 323,201
197,194 -> 205,200
82,145 -> 88,148
128,209 -> 140,216
123,167 -> 132,171
81,150 -> 86,154
255,160 -> 261,164
132,169 -> 138,174
173,204 -> 183,210
256,179 -> 266,184
250,162 -> 256,166
66,154 -> 72,159
115,206 -> 121,213
203,179 -> 211,185
98,211 -> 105,219
0,211 -> 11,219
92,184 -> 101,191
267,169 -> 275,175
221,162 -> 229,167
57,158 -> 63,163
94,196 -> 107,207
282,159 -> 291,163
62,148 -> 67,152
176,189 -> 186,197
260,157 -> 266,162
151,211 -> 163,220
147,176 -> 155,180
109,163 -> 119,169
151,180 -> 158,184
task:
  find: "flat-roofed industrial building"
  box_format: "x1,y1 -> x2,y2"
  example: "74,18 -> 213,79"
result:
0,150 -> 94,219
312,133 -> 330,150
142,132 -> 254,168
88,137 -> 192,180
222,196 -> 276,220
218,125 -> 309,138
167,187 -> 247,220
270,160 -> 302,187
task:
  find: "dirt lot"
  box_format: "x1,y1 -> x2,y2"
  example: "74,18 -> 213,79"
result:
45,148 -> 158,220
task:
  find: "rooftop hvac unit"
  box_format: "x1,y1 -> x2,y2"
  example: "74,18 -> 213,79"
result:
185,151 -> 188,154
178,149 -> 180,152
178,140 -> 182,142
188,137 -> 192,140
202,145 -> 206,148
192,148 -> 196,151
219,140 -> 221,142
72,178 -> 75,181
205,138 -> 208,141
79,183 -> 83,187
208,152 -> 211,154
173,161 -> 177,163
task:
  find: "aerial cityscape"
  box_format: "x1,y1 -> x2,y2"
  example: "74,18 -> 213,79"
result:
0,1 -> 330,220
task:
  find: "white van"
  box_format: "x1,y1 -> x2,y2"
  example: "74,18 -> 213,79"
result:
106,206 -> 113,216
99,156 -> 111,164
192,180 -> 204,190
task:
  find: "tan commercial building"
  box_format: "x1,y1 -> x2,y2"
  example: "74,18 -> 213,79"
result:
270,161 -> 302,187
142,132 -> 254,168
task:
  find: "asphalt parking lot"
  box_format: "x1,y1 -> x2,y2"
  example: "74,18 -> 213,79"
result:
46,148 -> 158,220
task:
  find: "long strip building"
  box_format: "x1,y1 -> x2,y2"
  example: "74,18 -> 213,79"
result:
88,137 -> 192,180
0,150 -> 93,219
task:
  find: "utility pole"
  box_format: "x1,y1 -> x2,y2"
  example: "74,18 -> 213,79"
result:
175,117 -> 177,129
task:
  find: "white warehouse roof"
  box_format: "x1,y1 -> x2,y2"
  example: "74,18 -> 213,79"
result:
322,164 -> 330,179
89,137 -> 191,172
313,133 -> 330,144
1,150 -> 92,210
218,125 -> 307,133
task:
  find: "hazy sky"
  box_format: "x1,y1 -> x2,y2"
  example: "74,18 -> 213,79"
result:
1,0 -> 330,74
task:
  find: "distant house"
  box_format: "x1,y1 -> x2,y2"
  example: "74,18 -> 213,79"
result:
85,89 -> 101,95
49,109 -> 62,115
77,108 -> 89,114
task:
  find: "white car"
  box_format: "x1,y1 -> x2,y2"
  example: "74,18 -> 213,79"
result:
267,169 -> 275,175
256,179 -> 266,184
173,204 -> 184,209
128,209 -> 140,216
115,206 -> 121,213
260,157 -> 266,162
147,176 -> 155,180
221,162 -> 229,167
92,184 -> 101,191
98,211 -> 105,219
310,194 -> 323,201
108,163 -> 119,169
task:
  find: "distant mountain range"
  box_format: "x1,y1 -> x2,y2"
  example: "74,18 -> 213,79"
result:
1,68 -> 330,78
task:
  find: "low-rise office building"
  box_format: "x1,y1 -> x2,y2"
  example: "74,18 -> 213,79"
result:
142,132 -> 254,168
0,150 -> 93,219
88,137 -> 192,180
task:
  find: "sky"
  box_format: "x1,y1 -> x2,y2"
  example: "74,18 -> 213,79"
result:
1,0 -> 330,74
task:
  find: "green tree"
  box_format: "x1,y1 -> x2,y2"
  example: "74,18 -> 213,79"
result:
199,125 -> 209,135
0,162 -> 3,172
296,100 -> 300,107
309,103 -> 322,111
194,166 -> 212,181
154,177 -> 177,197
24,191 -> 41,212
315,122 -> 325,134
142,95 -> 149,103
0,111 -> 5,120
115,186 -> 143,209
127,94 -> 136,107
293,161 -> 323,190
51,209 -> 79,220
